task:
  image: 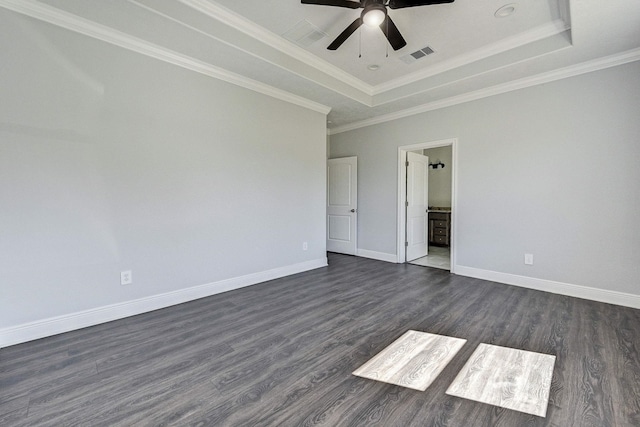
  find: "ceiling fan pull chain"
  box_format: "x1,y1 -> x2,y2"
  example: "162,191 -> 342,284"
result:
385,18 -> 389,57
359,26 -> 362,58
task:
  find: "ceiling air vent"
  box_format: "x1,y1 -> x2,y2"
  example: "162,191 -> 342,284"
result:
282,20 -> 327,47
400,45 -> 435,64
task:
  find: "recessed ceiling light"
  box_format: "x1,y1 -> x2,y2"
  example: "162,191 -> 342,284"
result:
495,4 -> 516,18
367,64 -> 380,71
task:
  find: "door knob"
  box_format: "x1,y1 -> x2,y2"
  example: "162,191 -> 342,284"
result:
350,209 -> 356,213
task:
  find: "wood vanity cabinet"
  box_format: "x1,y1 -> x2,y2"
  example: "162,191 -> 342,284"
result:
428,211 -> 451,247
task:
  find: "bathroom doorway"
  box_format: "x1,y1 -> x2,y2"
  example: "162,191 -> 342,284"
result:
397,139 -> 456,272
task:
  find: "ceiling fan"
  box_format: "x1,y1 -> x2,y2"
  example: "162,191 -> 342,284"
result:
301,0 -> 455,51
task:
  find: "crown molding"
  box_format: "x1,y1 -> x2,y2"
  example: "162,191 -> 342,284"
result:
178,0 -> 374,96
179,0 -> 573,104
129,0 -> 370,106
329,47 -> 640,134
4,0 -> 634,133
0,0 -> 331,115
177,1 -> 572,104
370,38 -> 574,107
373,19 -> 571,95
0,0 -> 580,118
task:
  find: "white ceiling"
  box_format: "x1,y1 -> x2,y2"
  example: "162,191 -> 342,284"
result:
2,0 -> 639,132
215,0 -> 567,86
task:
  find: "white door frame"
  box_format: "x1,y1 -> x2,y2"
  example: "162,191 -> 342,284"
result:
397,138 -> 458,272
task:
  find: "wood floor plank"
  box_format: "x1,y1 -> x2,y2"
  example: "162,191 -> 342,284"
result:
0,393 -> 29,426
1,254 -> 639,426
607,306 -> 640,424
0,354 -> 97,404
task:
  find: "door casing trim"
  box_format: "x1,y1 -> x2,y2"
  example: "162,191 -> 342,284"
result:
397,138 -> 458,271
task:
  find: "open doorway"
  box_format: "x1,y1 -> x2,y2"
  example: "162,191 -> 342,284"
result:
397,139 -> 457,272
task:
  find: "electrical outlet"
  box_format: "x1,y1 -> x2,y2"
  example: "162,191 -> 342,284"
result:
120,270 -> 132,285
302,242 -> 308,251
524,254 -> 534,265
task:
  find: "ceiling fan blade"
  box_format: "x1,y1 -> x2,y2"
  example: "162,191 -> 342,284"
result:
301,0 -> 361,9
380,16 -> 407,50
327,18 -> 363,50
388,0 -> 454,9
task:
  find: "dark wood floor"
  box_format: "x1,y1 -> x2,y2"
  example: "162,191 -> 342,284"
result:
2,254 -> 639,426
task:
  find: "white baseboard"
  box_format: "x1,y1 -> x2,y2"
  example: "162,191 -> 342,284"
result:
455,265 -> 640,309
356,248 -> 398,263
0,258 -> 327,348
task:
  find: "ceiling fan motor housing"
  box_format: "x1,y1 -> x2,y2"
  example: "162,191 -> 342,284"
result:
361,0 -> 387,8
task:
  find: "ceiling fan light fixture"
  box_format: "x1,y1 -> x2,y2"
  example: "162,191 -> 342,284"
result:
303,0 -> 454,51
362,5 -> 386,27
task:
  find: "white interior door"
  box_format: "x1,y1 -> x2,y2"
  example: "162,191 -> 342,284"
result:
406,151 -> 429,261
327,157 -> 357,255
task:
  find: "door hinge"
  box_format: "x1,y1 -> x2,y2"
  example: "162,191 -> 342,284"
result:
405,241 -> 408,247
406,161 -> 409,167
405,201 -> 409,207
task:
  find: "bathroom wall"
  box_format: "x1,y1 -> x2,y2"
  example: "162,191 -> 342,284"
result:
423,146 -> 452,208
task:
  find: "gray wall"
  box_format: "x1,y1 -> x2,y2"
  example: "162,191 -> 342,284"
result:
330,61 -> 640,295
424,146 -> 452,208
0,11 -> 327,328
